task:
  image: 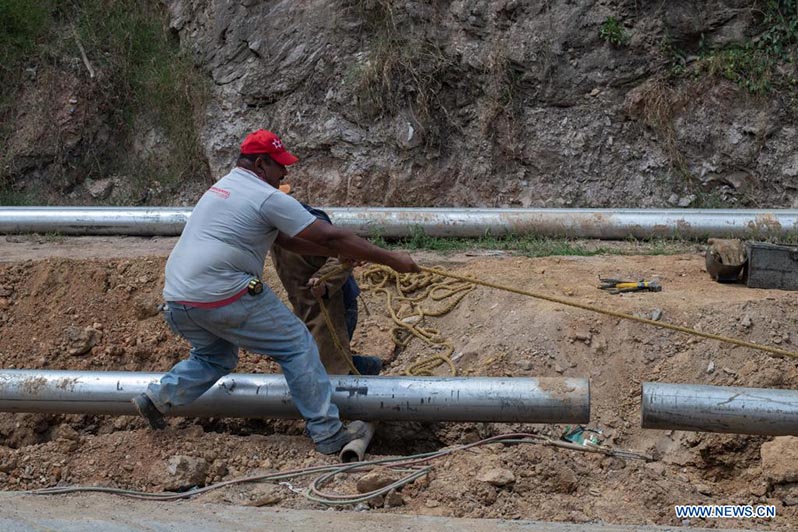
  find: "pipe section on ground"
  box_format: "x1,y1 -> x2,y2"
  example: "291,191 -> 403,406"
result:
642,382 -> 798,436
339,422 -> 377,463
0,370 -> 590,423
1,207 -> 796,240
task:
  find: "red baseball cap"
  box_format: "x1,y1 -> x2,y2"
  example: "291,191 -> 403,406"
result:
240,129 -> 299,166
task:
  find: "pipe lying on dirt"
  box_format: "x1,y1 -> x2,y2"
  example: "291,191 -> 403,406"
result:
1,207 -> 796,240
339,422 -> 377,463
642,382 -> 798,436
0,370 -> 590,423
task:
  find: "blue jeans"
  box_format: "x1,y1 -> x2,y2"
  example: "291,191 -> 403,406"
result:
146,286 -> 342,442
344,300 -> 358,341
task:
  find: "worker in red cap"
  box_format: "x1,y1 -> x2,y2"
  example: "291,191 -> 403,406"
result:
133,129 -> 419,455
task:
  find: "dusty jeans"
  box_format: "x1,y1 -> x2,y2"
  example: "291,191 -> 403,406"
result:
146,286 -> 341,442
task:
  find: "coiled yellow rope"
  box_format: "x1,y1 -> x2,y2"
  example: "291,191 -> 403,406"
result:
315,264 -> 475,376
359,265 -> 476,376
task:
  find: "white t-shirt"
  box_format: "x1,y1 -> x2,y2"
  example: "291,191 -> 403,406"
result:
163,167 -> 315,303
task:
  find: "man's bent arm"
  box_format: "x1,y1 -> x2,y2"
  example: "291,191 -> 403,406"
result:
313,257 -> 351,295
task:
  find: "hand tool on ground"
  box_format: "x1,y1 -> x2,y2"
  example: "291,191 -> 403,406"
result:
421,265 -> 797,360
598,278 -> 661,294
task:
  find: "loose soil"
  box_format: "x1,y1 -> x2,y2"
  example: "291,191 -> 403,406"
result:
0,236 -> 796,529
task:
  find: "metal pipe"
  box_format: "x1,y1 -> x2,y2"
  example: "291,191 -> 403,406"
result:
0,370 -> 590,423
339,422 -> 377,463
0,207 -> 189,236
642,382 -> 798,435
1,207 -> 796,240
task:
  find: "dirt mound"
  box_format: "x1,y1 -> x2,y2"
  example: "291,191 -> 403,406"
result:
0,244 -> 797,527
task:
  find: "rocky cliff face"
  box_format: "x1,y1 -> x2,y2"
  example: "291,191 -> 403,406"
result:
161,0 -> 797,208
5,1 -> 798,208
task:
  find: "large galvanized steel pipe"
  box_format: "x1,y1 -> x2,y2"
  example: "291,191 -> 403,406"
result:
0,370 -> 590,423
0,207 -> 188,236
0,207 -> 797,240
642,382 -> 798,436
330,208 -> 798,240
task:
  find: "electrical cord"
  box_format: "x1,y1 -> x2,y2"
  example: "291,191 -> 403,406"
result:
23,432 -> 651,506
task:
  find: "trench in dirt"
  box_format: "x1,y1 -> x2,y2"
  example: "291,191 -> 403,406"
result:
0,239 -> 796,527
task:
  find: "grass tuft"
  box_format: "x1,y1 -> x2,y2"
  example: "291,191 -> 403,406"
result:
347,1 -> 455,146
71,0 -> 208,188
670,0 -> 798,95
369,229 -> 696,258
599,16 -> 631,47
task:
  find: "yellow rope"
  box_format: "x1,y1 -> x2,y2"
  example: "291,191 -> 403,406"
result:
315,293 -> 362,375
315,261 -> 798,379
314,265 -> 475,376
418,265 -> 798,360
312,266 -> 363,376
359,265 -> 476,376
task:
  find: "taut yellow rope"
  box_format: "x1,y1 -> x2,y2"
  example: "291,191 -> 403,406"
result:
315,262 -> 798,379
316,291 -> 362,375
418,265 -> 798,360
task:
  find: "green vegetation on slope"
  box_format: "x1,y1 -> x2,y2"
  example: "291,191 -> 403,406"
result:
0,0 -> 207,203
673,0 -> 798,94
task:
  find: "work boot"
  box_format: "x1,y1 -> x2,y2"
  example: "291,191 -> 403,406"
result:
352,355 -> 383,376
315,420 -> 368,455
131,393 -> 167,430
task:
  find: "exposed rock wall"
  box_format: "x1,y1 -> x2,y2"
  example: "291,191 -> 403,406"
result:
4,1 -> 797,208
162,0 -> 797,208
